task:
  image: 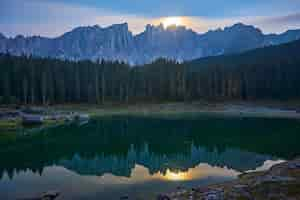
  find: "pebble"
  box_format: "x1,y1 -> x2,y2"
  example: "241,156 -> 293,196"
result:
157,194 -> 171,200
204,190 -> 219,196
176,186 -> 184,190
265,175 -> 295,182
196,188 -> 210,193
205,194 -> 218,200
41,191 -> 60,200
288,163 -> 300,169
233,184 -> 247,189
233,184 -> 248,192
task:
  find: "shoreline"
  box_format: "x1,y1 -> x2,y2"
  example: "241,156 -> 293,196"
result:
1,101 -> 300,131
160,158 -> 300,200
1,102 -> 300,199
52,101 -> 300,119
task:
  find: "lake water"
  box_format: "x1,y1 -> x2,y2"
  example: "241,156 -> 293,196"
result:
1,115 -> 300,200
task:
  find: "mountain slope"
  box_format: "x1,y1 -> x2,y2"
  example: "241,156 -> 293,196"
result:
1,23 -> 300,65
189,39 -> 300,69
1,39 -> 300,104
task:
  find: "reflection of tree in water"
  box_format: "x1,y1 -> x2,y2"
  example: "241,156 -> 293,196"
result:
58,143 -> 274,177
0,115 -> 300,180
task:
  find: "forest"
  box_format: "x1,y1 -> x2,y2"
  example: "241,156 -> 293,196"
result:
0,39 -> 300,105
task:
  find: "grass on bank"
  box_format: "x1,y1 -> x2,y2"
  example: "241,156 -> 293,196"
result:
1,100 -> 300,132
0,119 -> 21,131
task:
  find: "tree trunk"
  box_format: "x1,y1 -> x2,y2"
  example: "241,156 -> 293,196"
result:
95,67 -> 100,104
23,78 -> 28,104
42,73 -> 47,105
101,71 -> 105,104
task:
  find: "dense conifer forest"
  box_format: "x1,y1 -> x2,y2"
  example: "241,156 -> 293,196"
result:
0,40 -> 300,105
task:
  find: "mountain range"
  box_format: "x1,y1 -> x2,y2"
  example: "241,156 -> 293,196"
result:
1,23 -> 300,65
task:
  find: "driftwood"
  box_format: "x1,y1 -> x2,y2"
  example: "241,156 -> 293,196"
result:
21,113 -> 44,125
17,191 -> 60,200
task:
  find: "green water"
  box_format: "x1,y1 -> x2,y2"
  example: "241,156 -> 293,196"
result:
0,115 -> 300,200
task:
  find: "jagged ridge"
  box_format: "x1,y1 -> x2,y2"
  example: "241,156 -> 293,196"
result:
0,23 -> 300,65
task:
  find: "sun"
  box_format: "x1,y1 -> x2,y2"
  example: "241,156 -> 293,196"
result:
162,17 -> 183,28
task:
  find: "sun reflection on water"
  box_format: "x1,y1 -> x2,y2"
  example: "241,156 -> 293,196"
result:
154,164 -> 240,182
163,169 -> 189,181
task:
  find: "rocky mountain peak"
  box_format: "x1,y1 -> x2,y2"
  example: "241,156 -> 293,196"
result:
0,23 -> 300,65
230,22 -> 248,28
225,23 -> 263,35
15,35 -> 25,39
166,25 -> 187,32
108,23 -> 129,32
145,23 -> 164,33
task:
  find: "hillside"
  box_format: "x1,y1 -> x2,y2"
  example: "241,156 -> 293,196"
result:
1,39 -> 300,105
189,39 -> 300,69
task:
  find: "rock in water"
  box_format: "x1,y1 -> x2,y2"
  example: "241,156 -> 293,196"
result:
157,194 -> 171,200
41,191 -> 60,200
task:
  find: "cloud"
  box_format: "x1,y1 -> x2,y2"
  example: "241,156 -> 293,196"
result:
0,0 -> 300,37
0,0 -> 154,37
253,13 -> 300,33
245,13 -> 300,34
184,13 -> 300,34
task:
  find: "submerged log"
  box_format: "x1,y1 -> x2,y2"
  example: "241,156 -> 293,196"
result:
41,191 -> 60,200
21,113 -> 44,125
17,191 -> 60,200
75,114 -> 90,121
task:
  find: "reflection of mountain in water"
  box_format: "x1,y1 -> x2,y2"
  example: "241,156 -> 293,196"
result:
1,115 -> 300,180
59,144 -> 273,177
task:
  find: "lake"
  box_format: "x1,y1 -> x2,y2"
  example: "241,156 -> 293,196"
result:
1,114 -> 300,200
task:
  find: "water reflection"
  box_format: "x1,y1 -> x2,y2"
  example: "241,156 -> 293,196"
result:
0,115 -> 300,199
56,143 -> 274,178
0,164 -> 237,200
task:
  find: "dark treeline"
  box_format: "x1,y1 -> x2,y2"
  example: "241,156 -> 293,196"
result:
0,39 -> 300,104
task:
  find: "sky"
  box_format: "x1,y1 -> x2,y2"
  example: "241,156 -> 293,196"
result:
1,0 -> 300,37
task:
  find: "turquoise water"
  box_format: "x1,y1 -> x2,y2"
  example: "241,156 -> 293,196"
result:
0,115 -> 300,200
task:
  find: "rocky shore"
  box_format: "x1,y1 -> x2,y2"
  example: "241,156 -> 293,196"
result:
0,106 -> 90,131
159,159 -> 300,200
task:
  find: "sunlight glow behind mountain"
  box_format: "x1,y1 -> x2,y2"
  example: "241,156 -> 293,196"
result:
161,17 -> 185,28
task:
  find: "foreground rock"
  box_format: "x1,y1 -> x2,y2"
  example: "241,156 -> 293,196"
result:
161,159 -> 300,200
